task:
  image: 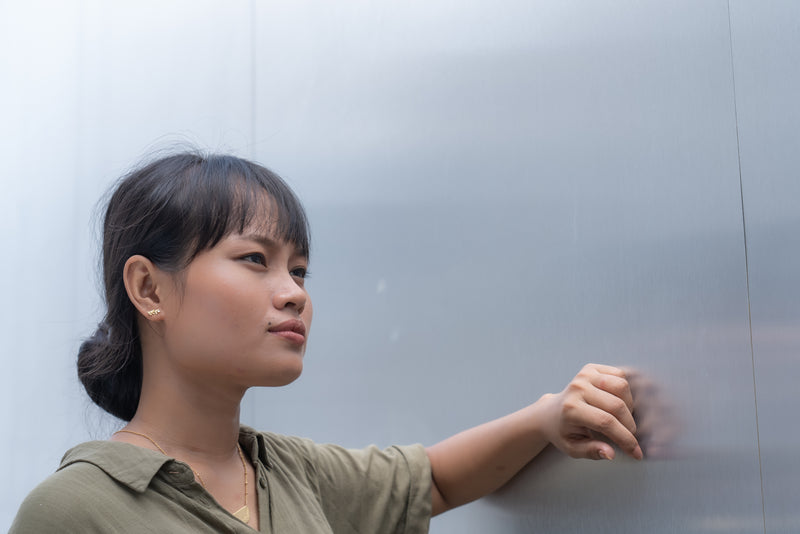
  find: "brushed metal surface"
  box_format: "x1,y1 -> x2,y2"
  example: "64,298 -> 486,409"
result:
0,1 -> 256,530
5,1 -> 799,532
732,1 -> 800,531
248,1 -> 764,532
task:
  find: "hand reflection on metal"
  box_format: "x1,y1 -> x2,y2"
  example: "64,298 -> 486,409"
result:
625,367 -> 682,460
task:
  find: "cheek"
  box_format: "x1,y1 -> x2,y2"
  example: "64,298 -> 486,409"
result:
177,276 -> 264,343
304,297 -> 314,332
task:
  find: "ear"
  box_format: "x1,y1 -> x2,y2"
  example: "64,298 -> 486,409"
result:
123,255 -> 170,320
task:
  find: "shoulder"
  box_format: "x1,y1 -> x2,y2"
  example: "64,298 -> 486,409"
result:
254,429 -> 372,470
255,428 -> 425,461
246,430 -> 433,533
10,461 -> 117,533
251,428 -> 430,483
10,440 -> 169,534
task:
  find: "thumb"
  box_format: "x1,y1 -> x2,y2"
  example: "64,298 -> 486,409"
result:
565,439 -> 615,460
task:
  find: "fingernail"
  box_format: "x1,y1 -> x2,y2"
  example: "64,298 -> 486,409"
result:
634,446 -> 644,460
598,450 -> 609,460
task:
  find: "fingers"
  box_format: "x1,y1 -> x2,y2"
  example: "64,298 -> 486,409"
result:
580,386 -> 636,436
582,363 -> 626,378
574,403 -> 642,460
560,436 -> 616,461
559,364 -> 643,460
556,413 -> 641,460
579,364 -> 634,411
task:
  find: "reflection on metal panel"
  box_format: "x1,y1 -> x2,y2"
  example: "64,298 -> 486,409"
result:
732,1 -> 800,531
250,1 -> 765,532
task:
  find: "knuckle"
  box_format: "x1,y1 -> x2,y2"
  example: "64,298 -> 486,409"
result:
561,398 -> 580,417
596,375 -> 608,389
611,381 -> 632,403
617,377 -> 632,393
597,412 -> 616,431
610,397 -> 627,414
602,375 -> 622,392
567,380 -> 585,396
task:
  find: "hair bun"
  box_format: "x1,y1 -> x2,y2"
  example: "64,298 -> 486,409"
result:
77,321 -> 141,421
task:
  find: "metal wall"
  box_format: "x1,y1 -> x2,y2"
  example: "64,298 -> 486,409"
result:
2,1 -> 797,532
732,2 -> 800,532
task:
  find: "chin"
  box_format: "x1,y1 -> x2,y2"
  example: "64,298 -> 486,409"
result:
244,349 -> 305,387
262,363 -> 304,388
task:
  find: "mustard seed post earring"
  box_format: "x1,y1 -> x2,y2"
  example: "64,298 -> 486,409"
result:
147,309 -> 161,317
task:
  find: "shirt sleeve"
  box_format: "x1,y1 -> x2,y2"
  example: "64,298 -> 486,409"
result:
263,434 -> 432,534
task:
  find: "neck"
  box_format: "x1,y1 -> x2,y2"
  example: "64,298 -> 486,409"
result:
116,337 -> 257,528
122,362 -> 246,460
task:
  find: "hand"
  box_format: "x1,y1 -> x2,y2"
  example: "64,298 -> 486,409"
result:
540,364 -> 643,461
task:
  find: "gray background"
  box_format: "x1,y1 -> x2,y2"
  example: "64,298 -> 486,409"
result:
2,1 -> 798,532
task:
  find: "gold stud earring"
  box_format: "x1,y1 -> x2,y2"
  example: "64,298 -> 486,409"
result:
147,309 -> 161,317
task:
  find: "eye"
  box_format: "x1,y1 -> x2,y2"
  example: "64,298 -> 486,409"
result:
241,253 -> 267,266
290,266 -> 309,281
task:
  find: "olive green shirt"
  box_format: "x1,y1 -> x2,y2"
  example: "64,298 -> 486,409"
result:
10,426 -> 432,533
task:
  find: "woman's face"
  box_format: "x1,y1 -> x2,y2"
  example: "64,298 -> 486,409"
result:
157,221 -> 312,390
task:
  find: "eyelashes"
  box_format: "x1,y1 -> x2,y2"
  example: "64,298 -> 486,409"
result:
240,253 -> 310,282
241,253 -> 267,266
291,267 -> 310,280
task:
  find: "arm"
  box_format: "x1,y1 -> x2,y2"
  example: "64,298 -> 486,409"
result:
425,363 -> 643,516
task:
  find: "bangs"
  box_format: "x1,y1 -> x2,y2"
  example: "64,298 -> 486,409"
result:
178,155 -> 310,260
123,153 -> 310,273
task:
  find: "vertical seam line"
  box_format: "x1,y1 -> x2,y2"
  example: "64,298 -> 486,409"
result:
727,2 -> 766,532
250,0 -> 257,159
246,0 -> 258,422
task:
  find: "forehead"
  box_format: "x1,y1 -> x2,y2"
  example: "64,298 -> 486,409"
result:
240,193 -> 279,233
234,209 -> 307,259
228,178 -> 309,258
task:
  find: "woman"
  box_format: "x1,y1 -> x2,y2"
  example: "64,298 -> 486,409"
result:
10,152 -> 641,533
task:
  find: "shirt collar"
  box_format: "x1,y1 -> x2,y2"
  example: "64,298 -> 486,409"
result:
59,440 -> 171,493
57,426 -> 273,493
239,425 -> 273,469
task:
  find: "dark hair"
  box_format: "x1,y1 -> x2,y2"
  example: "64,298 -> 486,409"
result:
78,152 -> 310,421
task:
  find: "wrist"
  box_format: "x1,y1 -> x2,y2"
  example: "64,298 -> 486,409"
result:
514,394 -> 558,451
528,392 -> 561,446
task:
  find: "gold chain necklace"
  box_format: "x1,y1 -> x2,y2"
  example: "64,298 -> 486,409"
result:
114,429 -> 250,523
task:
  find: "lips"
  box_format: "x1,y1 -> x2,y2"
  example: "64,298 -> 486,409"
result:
268,319 -> 307,345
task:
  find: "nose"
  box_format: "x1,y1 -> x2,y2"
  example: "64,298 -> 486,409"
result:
272,271 -> 308,314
